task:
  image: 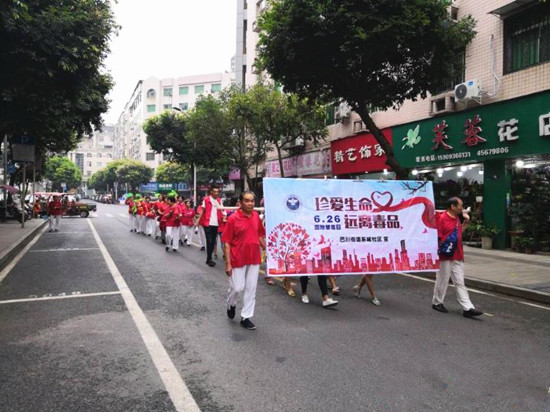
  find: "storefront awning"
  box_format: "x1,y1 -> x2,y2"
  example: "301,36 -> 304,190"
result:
489,0 -> 538,18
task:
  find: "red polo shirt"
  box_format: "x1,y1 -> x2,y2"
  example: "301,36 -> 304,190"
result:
48,200 -> 63,216
164,204 -> 181,227
221,210 -> 265,268
437,211 -> 464,261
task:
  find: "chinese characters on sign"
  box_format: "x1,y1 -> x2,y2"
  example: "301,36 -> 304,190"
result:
497,118 -> 519,142
462,115 -> 486,146
265,149 -> 331,177
432,121 -> 453,150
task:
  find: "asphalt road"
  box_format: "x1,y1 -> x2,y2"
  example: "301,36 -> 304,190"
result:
1,202 -> 550,412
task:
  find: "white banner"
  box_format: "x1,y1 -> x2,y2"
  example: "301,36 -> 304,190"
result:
264,178 -> 439,277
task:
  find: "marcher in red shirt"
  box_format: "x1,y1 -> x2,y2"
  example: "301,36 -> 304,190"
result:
222,191 -> 265,330
432,197 -> 483,318
164,196 -> 182,252
135,194 -> 144,234
125,193 -> 136,232
180,200 -> 195,247
47,195 -> 63,232
196,186 -> 223,266
153,194 -> 165,240
143,196 -> 155,237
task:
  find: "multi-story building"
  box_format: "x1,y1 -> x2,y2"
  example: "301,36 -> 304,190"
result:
238,0 -> 550,249
67,125 -> 115,189
114,73 -> 235,169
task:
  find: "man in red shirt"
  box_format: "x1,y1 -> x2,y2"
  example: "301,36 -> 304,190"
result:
222,191 -> 265,330
196,186 -> 223,266
432,197 -> 482,318
47,195 -> 63,232
164,196 -> 182,252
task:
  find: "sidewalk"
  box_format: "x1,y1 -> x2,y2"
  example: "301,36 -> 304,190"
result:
1,219 -> 549,304
0,218 -> 47,274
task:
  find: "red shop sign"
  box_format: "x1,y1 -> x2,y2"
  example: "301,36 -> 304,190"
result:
330,129 -> 392,175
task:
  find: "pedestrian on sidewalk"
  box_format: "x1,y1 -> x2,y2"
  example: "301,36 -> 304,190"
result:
222,191 -> 266,330
196,186 -> 223,267
47,195 -> 62,232
432,197 -> 483,318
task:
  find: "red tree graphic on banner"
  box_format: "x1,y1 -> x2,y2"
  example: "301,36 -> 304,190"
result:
267,223 -> 312,271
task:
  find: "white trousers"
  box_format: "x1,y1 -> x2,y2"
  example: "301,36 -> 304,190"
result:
48,215 -> 61,231
128,214 -> 136,231
146,218 -> 155,236
155,220 -> 161,238
180,225 -> 193,243
166,226 -> 181,250
198,226 -> 206,247
227,264 -> 260,319
433,260 -> 475,311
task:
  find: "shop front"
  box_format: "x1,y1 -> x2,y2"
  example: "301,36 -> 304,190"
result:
265,148 -> 332,178
393,90 -> 550,249
330,129 -> 393,179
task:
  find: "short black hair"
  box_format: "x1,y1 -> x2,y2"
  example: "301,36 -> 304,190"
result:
167,196 -> 176,203
209,185 -> 220,193
239,191 -> 255,202
446,197 -> 461,209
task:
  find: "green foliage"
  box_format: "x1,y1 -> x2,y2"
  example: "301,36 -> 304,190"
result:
88,159 -> 152,192
44,156 -> 82,191
155,162 -> 189,183
0,0 -> 118,156
143,111 -> 191,164
257,0 -> 476,178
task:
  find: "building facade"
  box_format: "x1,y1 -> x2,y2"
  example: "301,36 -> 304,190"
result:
114,73 -> 235,169
240,0 -> 550,249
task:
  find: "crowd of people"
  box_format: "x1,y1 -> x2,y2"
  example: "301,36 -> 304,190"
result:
123,186 -> 483,331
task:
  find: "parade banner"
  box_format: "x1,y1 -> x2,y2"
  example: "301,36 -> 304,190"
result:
264,178 -> 439,277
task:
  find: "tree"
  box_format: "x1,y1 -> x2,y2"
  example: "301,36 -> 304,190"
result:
44,156 -> 82,192
0,0 -> 118,155
258,0 -> 476,178
155,162 -> 189,183
116,161 -> 153,193
143,111 -> 192,164
248,82 -> 327,177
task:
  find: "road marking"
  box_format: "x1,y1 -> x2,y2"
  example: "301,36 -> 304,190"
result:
0,226 -> 47,284
395,272 -> 550,312
118,213 -> 127,218
0,291 -> 121,305
87,219 -> 200,412
29,247 -> 100,253
105,213 -> 114,217
44,231 -> 93,234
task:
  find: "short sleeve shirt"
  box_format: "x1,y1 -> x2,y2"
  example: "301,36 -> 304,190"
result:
221,210 -> 265,268
437,211 -> 463,261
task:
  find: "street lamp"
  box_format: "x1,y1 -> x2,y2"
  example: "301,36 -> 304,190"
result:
171,107 -> 197,206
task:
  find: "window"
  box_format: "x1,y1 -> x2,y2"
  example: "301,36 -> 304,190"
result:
88,161 -> 92,167
211,83 -> 222,93
194,85 -> 205,94
163,88 -> 173,97
504,4 -> 550,74
146,152 -> 155,161
97,153 -> 102,158
147,89 -> 156,98
87,171 -> 92,176
163,104 -> 172,110
432,50 -> 465,94
147,104 -> 156,113
97,162 -> 102,167
179,102 -> 189,111
86,153 -> 92,158
179,86 -> 189,95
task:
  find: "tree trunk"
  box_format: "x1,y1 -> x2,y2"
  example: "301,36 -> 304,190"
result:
275,144 -> 285,178
355,105 -> 409,180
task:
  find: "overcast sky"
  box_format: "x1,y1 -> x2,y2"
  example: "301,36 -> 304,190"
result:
103,0 -> 237,125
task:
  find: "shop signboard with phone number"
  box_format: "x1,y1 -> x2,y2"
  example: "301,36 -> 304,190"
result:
393,90 -> 550,168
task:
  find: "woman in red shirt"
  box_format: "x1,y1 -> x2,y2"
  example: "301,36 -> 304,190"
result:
180,200 -> 195,246
164,196 -> 182,252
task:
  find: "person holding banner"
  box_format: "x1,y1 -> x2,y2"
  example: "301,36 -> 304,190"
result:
222,191 -> 266,331
432,197 -> 483,318
299,275 -> 338,307
352,276 -> 380,305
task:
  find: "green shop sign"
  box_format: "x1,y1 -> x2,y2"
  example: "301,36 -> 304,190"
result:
393,91 -> 550,168
158,183 -> 174,191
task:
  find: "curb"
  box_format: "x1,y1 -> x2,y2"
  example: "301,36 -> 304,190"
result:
0,220 -> 47,272
414,272 -> 550,306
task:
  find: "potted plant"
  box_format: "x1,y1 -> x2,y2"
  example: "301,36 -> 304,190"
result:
477,224 -> 499,250
516,237 -> 535,254
539,240 -> 550,253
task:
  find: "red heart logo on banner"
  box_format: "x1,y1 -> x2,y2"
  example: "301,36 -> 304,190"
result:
371,191 -> 393,208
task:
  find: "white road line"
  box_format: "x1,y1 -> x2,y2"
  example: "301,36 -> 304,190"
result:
87,219 -> 200,412
44,231 -> 93,234
105,213 -> 114,217
0,291 -> 121,305
0,226 -> 47,284
395,272 -> 550,312
29,248 -> 100,253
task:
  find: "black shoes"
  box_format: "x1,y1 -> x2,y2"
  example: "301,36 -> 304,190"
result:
200,246 -> 205,251
165,246 -> 169,252
432,303 -> 448,313
162,239 -> 166,245
463,308 -> 483,318
240,318 -> 256,330
227,305 -> 236,319
206,260 -> 216,267
172,249 -> 177,252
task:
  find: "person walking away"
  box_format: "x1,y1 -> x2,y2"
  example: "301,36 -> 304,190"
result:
164,196 -> 182,252
352,275 -> 380,305
222,191 -> 265,330
125,193 -> 136,232
47,195 -> 63,232
196,186 -> 222,267
432,197 -> 483,318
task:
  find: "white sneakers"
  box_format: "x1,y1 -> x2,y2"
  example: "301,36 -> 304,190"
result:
322,298 -> 338,307
352,285 -> 361,298
371,297 -> 381,306
301,295 -> 309,304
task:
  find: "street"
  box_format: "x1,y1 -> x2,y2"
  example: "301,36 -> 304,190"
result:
1,202 -> 550,412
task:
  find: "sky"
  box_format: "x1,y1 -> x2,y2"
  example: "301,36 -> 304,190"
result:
102,0 -> 237,125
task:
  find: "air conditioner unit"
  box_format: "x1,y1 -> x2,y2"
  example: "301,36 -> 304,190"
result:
335,103 -> 351,121
287,137 -> 305,149
454,79 -> 481,101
